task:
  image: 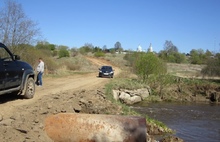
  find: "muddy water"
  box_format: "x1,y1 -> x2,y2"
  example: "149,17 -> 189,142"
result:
132,102 -> 220,142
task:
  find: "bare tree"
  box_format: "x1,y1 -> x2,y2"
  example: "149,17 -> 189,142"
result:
0,0 -> 40,49
164,40 -> 178,54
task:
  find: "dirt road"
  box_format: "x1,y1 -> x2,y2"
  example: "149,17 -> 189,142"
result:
0,57 -> 122,142
1,57 -> 120,114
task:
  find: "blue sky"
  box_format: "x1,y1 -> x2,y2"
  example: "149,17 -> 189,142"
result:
1,0 -> 220,53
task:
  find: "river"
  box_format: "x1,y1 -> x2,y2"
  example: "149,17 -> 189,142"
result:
132,102 -> 220,142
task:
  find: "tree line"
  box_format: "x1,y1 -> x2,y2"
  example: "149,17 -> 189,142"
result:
0,0 -> 220,78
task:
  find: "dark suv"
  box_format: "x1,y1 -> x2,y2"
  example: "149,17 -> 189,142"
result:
98,66 -> 114,78
0,43 -> 35,99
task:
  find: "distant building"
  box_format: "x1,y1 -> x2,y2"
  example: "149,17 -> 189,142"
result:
137,44 -> 142,52
148,43 -> 153,52
136,43 -> 153,52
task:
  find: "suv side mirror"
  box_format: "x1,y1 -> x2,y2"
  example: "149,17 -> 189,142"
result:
14,55 -> 20,60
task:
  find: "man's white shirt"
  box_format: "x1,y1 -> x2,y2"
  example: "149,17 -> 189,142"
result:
37,61 -> 44,73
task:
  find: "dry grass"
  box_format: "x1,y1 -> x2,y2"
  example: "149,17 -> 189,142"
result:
167,63 -> 204,78
167,63 -> 220,80
46,54 -> 98,76
104,53 -> 128,67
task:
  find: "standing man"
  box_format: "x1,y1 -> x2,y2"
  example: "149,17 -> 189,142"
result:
36,58 -> 44,86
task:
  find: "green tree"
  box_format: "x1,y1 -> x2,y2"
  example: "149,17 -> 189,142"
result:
93,46 -> 102,52
158,50 -> 167,61
59,48 -> 69,58
205,49 -> 212,57
171,52 -> 186,63
79,44 -> 93,54
158,40 -> 186,63
58,45 -> 69,58
134,52 -> 167,82
36,41 -> 55,51
94,51 -> 105,57
158,50 -> 186,63
201,54 -> 220,77
35,41 -> 57,57
215,53 -> 220,58
189,49 -> 206,64
114,41 -> 123,53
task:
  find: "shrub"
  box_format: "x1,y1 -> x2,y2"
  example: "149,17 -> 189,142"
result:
134,52 -> 167,82
59,49 -> 70,58
94,51 -> 105,57
201,57 -> 220,77
158,51 -> 186,63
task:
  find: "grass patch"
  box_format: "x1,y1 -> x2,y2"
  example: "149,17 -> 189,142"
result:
108,77 -> 147,90
146,115 -> 173,133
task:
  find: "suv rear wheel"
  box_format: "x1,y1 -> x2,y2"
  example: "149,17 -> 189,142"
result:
23,78 -> 35,99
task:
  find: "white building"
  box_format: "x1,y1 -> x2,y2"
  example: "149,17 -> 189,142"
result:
136,43 -> 153,52
148,43 -> 153,52
137,44 -> 142,52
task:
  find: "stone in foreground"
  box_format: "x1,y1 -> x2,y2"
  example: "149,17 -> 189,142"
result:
44,113 -> 146,142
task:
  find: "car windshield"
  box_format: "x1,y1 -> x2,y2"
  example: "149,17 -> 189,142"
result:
101,66 -> 112,70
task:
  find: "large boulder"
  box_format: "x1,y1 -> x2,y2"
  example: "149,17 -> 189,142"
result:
119,92 -> 142,105
136,88 -> 150,99
113,87 -> 151,105
129,96 -> 142,105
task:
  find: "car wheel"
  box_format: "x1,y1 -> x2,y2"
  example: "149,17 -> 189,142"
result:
23,77 -> 35,99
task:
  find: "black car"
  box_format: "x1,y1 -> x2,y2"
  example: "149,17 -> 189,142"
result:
98,66 -> 114,78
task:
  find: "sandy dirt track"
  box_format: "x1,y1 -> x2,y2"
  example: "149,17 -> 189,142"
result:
0,57 -> 120,115
0,57 -> 122,142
